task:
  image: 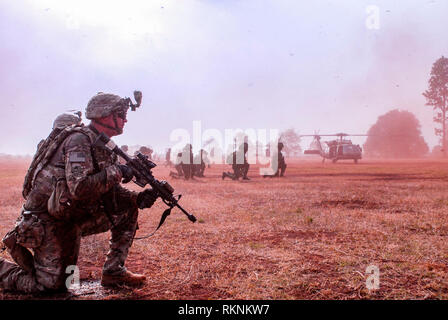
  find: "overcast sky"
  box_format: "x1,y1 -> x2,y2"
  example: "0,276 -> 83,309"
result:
0,0 -> 447,155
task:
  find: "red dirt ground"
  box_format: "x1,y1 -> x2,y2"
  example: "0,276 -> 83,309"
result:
1,158 -> 448,300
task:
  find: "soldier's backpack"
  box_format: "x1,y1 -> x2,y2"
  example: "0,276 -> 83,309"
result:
22,124 -> 98,219
22,124 -> 91,199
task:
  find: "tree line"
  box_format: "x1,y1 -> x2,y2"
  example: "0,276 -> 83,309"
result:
279,56 -> 448,158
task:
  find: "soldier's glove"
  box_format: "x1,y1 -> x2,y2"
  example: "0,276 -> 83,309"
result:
117,164 -> 134,183
137,188 -> 159,209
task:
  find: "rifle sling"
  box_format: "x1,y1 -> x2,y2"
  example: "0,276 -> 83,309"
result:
133,207 -> 172,240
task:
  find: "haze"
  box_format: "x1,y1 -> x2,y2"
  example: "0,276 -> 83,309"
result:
0,0 -> 446,155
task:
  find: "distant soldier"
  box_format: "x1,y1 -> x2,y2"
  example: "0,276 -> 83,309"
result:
121,145 -> 129,153
265,144 -> 270,157
181,144 -> 194,180
169,152 -> 184,179
192,149 -> 210,178
263,142 -> 287,178
138,146 -> 153,160
222,142 -> 250,180
169,144 -> 194,180
164,148 -> 173,167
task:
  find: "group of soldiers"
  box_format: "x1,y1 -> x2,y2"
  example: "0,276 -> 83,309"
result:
0,90 -> 288,295
167,141 -> 287,181
223,141 -> 287,181
120,145 -> 154,163
168,144 -> 211,180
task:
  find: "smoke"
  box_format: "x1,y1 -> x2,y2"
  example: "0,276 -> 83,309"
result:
0,0 -> 446,155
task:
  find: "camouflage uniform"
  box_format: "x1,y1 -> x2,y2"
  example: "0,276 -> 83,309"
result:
169,145 -> 194,180
222,143 -> 250,180
34,113 -> 82,153
192,150 -> 210,178
0,94 -> 147,293
180,144 -> 194,180
275,143 -> 287,177
169,152 -> 184,179
52,113 -> 82,130
264,142 -> 287,178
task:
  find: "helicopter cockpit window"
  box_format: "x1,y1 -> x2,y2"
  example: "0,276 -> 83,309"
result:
343,145 -> 360,154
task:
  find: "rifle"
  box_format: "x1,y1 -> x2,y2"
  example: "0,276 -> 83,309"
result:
94,133 -> 196,237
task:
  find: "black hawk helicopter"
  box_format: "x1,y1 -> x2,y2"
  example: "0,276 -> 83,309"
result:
302,133 -> 368,163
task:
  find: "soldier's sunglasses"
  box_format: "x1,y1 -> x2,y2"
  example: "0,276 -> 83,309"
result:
115,110 -> 127,120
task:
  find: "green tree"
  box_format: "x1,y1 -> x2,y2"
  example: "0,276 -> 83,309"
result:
363,109 -> 429,158
279,128 -> 302,157
423,56 -> 448,157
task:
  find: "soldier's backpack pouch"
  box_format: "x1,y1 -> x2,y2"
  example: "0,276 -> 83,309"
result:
47,177 -> 72,220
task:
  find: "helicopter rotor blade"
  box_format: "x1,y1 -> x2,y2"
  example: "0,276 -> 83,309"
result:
300,134 -> 371,137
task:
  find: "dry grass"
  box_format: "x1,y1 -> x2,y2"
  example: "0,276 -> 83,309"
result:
1,158 -> 448,300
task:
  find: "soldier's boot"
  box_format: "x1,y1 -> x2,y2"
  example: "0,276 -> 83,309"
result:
230,172 -> 239,180
280,165 -> 286,177
101,207 -> 142,287
101,270 -> 146,287
0,257 -> 44,293
223,172 -> 235,180
242,175 -> 250,180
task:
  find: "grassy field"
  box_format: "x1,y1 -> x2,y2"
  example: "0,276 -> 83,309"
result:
1,158 -> 448,300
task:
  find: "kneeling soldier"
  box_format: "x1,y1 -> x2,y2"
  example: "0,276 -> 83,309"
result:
0,92 -> 159,293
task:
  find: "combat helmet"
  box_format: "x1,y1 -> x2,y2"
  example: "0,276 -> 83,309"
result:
52,113 -> 82,130
278,142 -> 284,150
85,93 -> 128,120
